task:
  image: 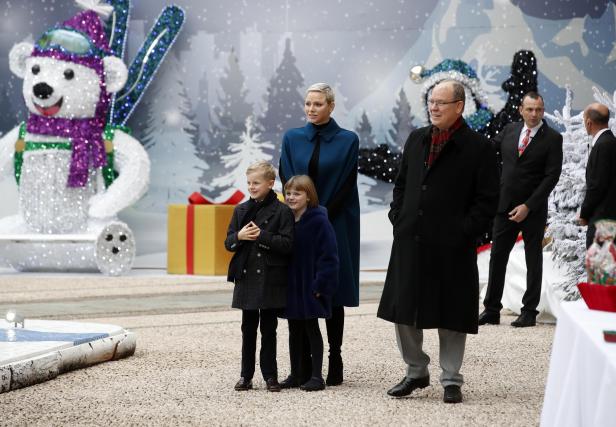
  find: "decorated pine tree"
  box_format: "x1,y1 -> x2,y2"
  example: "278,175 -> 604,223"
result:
356,110 -> 376,149
592,86 -> 616,135
138,53 -> 207,211
211,116 -> 274,199
260,38 -> 305,165
545,86 -> 589,300
388,87 -> 415,151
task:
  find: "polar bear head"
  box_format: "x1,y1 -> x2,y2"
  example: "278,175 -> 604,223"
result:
9,38 -> 127,119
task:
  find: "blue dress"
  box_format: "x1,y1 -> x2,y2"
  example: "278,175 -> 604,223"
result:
280,118 -> 360,307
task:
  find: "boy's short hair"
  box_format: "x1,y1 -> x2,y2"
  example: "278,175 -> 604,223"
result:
246,160 -> 276,181
284,175 -> 319,208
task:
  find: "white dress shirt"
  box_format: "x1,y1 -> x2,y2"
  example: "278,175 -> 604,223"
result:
518,122 -> 543,152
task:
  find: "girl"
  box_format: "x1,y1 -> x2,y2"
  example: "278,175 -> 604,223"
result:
282,175 -> 339,391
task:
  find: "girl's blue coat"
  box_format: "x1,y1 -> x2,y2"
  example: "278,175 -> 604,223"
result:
285,206 -> 339,319
280,118 -> 360,307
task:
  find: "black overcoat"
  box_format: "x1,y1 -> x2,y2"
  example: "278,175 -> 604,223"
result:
377,122 -> 499,334
225,198 -> 294,310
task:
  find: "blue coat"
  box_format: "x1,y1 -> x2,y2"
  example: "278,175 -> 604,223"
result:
280,118 -> 360,307
285,206 -> 339,319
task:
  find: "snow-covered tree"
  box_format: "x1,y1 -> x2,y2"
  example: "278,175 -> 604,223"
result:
138,53 -> 207,211
260,38 -> 305,165
357,173 -> 381,211
388,87 -> 416,152
208,48 -> 253,180
356,110 -> 376,149
545,86 -> 589,300
592,86 -> 616,136
211,116 -> 274,199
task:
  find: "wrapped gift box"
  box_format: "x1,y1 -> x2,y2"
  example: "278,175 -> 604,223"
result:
167,204 -> 235,276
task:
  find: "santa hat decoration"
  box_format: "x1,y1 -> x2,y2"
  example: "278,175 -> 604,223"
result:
410,59 -> 494,132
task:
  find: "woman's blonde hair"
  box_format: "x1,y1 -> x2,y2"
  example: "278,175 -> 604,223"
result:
284,175 -> 319,208
246,160 -> 276,181
306,83 -> 335,104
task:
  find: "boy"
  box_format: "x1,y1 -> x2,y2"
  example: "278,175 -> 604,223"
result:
225,161 -> 294,392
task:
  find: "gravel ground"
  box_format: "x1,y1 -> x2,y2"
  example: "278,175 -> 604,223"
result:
0,301 -> 554,426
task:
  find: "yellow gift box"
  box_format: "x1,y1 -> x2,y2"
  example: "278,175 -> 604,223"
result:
167,204 -> 235,276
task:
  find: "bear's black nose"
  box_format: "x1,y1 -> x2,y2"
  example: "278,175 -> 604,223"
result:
33,82 -> 54,100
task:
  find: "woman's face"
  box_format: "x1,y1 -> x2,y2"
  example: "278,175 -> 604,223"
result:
285,188 -> 309,213
304,91 -> 334,125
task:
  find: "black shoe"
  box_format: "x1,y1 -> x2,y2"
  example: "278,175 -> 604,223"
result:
478,310 -> 500,325
279,375 -> 300,389
443,385 -> 462,403
511,312 -> 536,327
326,355 -> 343,386
386,375 -> 430,397
265,377 -> 281,392
300,377 -> 325,391
234,377 -> 252,391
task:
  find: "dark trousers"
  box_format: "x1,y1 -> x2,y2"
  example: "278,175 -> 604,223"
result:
240,308 -> 278,380
484,210 -> 547,315
294,306 -> 345,381
586,223 -> 596,249
288,319 -> 324,380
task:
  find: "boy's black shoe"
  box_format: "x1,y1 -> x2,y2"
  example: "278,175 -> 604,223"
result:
234,377 -> 252,391
300,377 -> 326,391
279,375 -> 300,389
265,378 -> 281,392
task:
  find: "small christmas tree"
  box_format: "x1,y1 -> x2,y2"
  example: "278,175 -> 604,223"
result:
355,110 -> 376,149
388,88 -> 415,152
545,86 -> 589,300
211,115 -> 274,199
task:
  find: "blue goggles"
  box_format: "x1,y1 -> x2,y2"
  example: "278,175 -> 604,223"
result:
36,28 -> 105,57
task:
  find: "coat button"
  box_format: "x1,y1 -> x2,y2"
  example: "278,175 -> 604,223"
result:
264,220 -> 268,224
257,253 -> 261,257
257,269 -> 261,274
418,209 -> 423,216
421,185 -> 428,191
243,269 -> 247,273
414,235 -> 421,242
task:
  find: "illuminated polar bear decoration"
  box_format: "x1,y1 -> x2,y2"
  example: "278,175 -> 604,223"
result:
0,3 -> 150,275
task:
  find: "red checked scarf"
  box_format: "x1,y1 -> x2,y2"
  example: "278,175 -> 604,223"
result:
427,117 -> 463,167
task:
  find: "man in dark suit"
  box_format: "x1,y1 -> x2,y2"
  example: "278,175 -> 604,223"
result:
479,92 -> 563,328
579,103 -> 616,247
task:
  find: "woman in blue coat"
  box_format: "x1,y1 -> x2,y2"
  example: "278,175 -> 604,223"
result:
281,175 -> 339,391
279,83 -> 360,385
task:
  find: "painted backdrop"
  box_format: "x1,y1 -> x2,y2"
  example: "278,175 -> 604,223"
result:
0,0 -> 613,257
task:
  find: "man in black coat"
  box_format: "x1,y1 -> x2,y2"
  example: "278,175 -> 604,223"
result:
579,103 -> 616,247
377,80 -> 499,404
479,92 -> 563,328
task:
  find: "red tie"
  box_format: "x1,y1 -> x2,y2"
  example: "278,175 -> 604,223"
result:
518,128 -> 531,156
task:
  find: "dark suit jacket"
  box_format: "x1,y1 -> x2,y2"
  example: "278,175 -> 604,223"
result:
580,129 -> 616,223
493,120 -> 563,214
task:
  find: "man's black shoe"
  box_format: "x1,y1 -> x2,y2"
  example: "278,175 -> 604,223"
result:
478,310 -> 500,325
386,375 -> 430,397
511,312 -> 536,327
234,377 -> 252,391
443,385 -> 463,403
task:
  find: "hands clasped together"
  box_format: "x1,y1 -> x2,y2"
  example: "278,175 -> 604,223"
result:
238,221 -> 261,241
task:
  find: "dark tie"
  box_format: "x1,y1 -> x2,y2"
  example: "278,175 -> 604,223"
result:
308,131 -> 321,182
518,128 -> 531,156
